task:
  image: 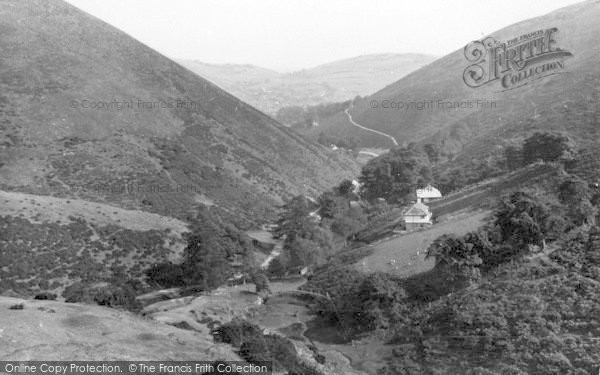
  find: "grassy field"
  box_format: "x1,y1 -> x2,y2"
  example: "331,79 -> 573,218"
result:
353,211 -> 491,277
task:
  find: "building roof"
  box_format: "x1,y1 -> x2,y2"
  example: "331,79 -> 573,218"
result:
404,201 -> 430,217
416,184 -> 442,198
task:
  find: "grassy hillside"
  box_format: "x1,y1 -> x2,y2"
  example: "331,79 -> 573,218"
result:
178,54 -> 436,115
316,0 -> 600,158
0,190 -> 191,295
0,296 -> 241,360
0,0 -> 359,229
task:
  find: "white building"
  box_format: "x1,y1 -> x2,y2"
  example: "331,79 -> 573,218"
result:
416,184 -> 442,203
403,201 -> 433,229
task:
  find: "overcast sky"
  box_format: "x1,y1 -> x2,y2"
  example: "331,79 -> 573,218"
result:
65,0 -> 583,72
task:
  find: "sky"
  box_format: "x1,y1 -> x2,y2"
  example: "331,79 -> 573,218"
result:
65,0 -> 584,72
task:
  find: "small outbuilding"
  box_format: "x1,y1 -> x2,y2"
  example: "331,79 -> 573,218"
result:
416,184 -> 442,203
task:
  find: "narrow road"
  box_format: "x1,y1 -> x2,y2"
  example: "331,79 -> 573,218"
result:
344,105 -> 398,147
246,227 -> 284,269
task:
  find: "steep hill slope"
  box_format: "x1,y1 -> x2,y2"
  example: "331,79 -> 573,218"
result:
178,54 -> 436,114
0,0 -> 359,228
316,0 -> 600,157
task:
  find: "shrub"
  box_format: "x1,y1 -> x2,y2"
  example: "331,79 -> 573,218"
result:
212,319 -> 322,374
145,263 -> 186,288
330,216 -> 362,237
92,284 -> 140,311
63,282 -> 141,311
34,292 -> 57,300
212,318 -> 264,347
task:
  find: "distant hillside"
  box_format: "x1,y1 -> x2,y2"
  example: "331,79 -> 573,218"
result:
314,0 -> 600,159
0,0 -> 360,229
178,54 -> 437,114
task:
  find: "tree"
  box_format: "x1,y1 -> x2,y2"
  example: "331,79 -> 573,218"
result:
494,192 -> 550,249
350,273 -> 407,330
558,176 -> 597,225
435,168 -> 466,194
266,257 -> 287,278
522,132 -> 571,165
287,237 -> 320,269
183,232 -> 232,290
558,176 -> 591,205
273,195 -> 316,240
251,271 -> 272,295
318,191 -> 341,219
330,216 -> 362,237
336,179 -> 355,196
426,234 -> 483,271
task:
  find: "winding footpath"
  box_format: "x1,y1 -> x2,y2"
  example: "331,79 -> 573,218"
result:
344,105 -> 398,147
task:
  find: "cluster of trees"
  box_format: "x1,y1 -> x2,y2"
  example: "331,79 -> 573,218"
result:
359,145 -> 432,203
146,206 -> 254,290
425,185 -> 597,288
303,269 -> 411,337
504,132 -> 573,171
434,157 -> 505,194
268,179 -> 394,277
268,195 -> 335,277
318,179 -> 366,237
316,132 -> 360,150
558,175 -> 599,226
275,100 -> 351,129
422,132 -> 574,197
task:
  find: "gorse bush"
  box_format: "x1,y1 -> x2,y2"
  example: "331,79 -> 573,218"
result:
212,319 -> 322,374
63,281 -> 141,311
34,292 -> 57,300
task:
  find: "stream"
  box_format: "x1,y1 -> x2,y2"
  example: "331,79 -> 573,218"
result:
242,227 -> 390,374
139,227 -> 393,375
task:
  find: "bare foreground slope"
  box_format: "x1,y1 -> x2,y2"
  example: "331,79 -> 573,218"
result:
0,296 -> 240,361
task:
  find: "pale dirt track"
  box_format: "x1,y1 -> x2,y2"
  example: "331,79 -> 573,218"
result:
344,105 -> 398,146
